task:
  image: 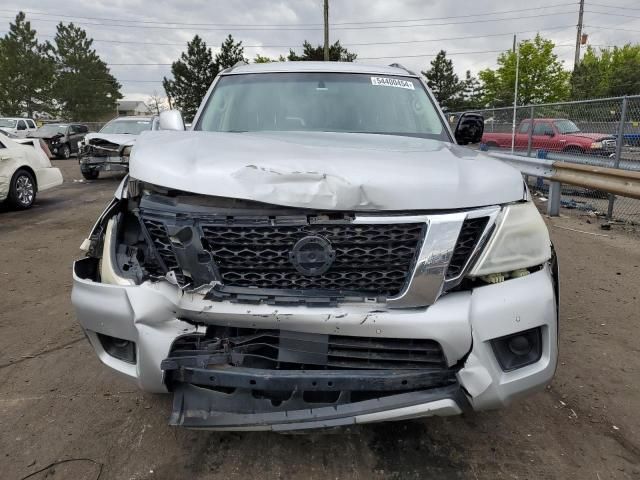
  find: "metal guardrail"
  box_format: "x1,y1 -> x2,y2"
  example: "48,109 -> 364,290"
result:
488,151 -> 640,216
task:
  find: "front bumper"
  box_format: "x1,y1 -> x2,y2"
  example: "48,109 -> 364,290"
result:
72,257 -> 558,430
79,155 -> 129,173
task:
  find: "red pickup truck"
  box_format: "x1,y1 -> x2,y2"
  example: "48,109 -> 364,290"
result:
482,118 -> 616,155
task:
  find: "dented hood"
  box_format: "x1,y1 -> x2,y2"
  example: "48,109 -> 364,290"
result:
85,133 -> 138,147
130,131 -> 525,211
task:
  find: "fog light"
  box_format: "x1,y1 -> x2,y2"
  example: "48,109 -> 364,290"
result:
97,333 -> 136,364
491,327 -> 542,371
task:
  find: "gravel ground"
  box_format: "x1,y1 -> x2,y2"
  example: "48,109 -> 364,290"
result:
1,159 -> 639,480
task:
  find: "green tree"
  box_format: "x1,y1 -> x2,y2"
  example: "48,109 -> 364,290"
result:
422,51 -> 463,110
570,46 -> 610,99
253,53 -> 286,63
0,12 -> 55,116
607,44 -> 640,96
479,34 -> 570,106
163,35 -> 246,121
52,22 -> 121,121
163,35 -> 217,121
288,41 -> 356,62
214,34 -> 246,70
460,70 -> 484,110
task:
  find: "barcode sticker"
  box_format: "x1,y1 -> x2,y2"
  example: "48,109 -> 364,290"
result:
370,77 -> 415,90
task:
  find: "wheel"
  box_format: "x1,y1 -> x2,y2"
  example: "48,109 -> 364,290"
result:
81,169 -> 99,180
58,143 -> 71,159
8,169 -> 36,209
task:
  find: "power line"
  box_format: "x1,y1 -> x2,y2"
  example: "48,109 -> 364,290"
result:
0,3 -> 578,28
4,24 -> 575,49
0,10 -> 580,31
358,44 -> 577,60
584,9 -> 640,20
588,2 -> 640,11
583,25 -> 640,34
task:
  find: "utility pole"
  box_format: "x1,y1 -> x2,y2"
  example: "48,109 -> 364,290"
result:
511,34 -> 520,153
323,0 -> 330,61
574,0 -> 585,68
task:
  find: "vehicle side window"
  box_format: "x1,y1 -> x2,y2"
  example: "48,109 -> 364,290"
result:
69,125 -> 78,134
533,122 -> 554,135
518,122 -> 530,134
0,140 -> 5,149
79,125 -> 88,133
26,120 -> 36,129
17,120 -> 27,130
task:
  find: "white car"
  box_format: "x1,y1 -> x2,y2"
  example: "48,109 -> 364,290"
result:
78,116 -> 159,179
0,117 -> 38,138
0,135 -> 63,209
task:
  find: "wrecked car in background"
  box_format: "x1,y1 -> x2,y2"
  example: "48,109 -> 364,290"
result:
28,123 -> 89,159
78,116 -> 157,179
72,62 -> 559,431
1,135 -> 62,209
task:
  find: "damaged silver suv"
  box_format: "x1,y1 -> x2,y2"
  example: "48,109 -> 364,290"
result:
72,62 -> 558,431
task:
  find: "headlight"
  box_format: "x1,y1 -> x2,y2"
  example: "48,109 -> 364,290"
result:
468,201 -> 551,277
590,141 -> 603,149
122,146 -> 132,157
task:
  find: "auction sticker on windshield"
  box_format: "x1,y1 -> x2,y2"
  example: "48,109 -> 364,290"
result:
370,77 -> 415,90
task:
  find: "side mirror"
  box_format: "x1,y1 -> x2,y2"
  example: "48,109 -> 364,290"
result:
454,112 -> 484,145
158,110 -> 185,131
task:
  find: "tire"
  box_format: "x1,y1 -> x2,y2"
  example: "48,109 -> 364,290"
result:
8,169 -> 37,209
81,169 -> 99,180
58,143 -> 71,159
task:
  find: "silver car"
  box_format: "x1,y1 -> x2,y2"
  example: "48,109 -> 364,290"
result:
72,62 -> 558,431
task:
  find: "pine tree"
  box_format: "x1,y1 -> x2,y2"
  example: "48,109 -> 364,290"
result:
53,22 -> 121,121
0,12 -> 55,117
163,35 -> 217,122
422,50 -> 463,110
215,35 -> 246,70
288,41 -> 357,62
460,70 -> 484,110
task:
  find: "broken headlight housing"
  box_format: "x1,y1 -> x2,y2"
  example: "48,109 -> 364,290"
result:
468,201 -> 551,278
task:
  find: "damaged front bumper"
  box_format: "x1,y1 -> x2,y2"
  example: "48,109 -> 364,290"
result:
72,253 -> 558,430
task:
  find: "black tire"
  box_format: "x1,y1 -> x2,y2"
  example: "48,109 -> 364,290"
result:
8,169 -> 37,209
81,169 -> 100,180
58,143 -> 71,159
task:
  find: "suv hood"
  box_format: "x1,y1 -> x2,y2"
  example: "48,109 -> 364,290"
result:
28,131 -> 64,140
85,132 -> 137,147
130,131 -> 525,211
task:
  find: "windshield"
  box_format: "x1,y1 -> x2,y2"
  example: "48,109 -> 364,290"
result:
0,119 -> 17,128
100,119 -> 152,135
554,120 -> 581,134
38,124 -> 68,136
196,73 -> 448,140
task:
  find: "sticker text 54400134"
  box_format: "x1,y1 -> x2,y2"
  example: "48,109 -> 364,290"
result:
370,77 -> 415,90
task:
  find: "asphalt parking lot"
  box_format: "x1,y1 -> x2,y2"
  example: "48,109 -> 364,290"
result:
1,159 -> 640,480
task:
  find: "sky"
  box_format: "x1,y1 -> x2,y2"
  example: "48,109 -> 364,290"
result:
1,0 -> 638,101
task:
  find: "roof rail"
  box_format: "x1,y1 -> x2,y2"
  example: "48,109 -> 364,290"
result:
221,60 -> 249,74
388,63 -> 417,76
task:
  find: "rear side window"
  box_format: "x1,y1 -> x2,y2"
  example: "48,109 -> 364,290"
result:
533,122 -> 554,135
518,122 -> 530,134
79,125 -> 89,133
17,120 -> 27,130
26,120 -> 36,129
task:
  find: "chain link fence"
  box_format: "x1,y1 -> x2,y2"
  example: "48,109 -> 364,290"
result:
450,95 -> 640,225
